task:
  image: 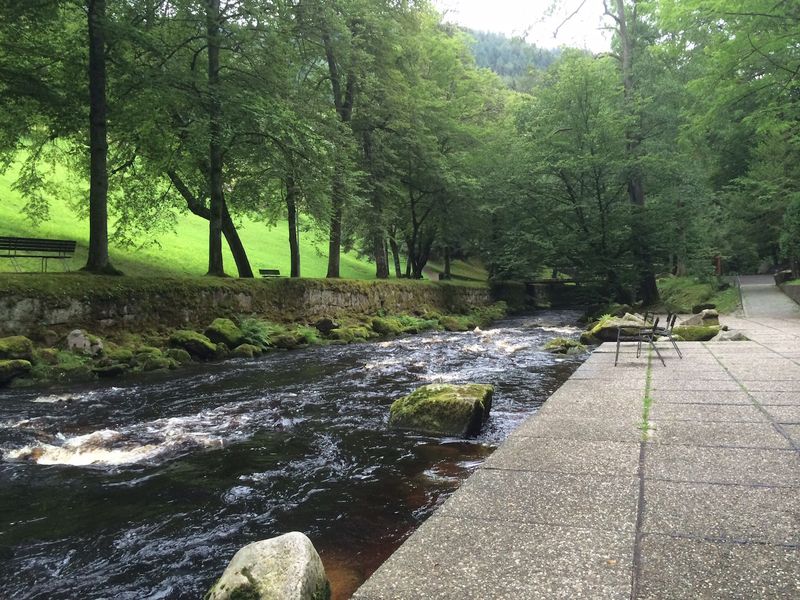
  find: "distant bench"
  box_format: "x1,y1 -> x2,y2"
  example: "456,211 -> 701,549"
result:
0,236 -> 76,272
259,268 -> 282,278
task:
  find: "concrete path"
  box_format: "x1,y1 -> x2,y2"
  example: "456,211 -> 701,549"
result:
739,274 -> 800,318
354,317 -> 800,598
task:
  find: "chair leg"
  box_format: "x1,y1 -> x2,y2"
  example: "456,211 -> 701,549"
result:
615,329 -> 621,367
649,338 -> 666,366
668,334 -> 683,359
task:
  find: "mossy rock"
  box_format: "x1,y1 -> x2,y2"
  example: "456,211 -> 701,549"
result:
93,363 -> 129,378
328,326 -> 371,343
106,348 -> 135,363
389,383 -> 494,437
439,315 -> 472,332
134,346 -> 162,358
215,343 -> 230,360
231,344 -> 263,359
371,317 -> 404,336
205,318 -> 245,348
0,359 -> 32,385
581,314 -> 646,345
35,348 -> 60,365
169,330 -> 217,359
140,356 -> 177,371
672,325 -> 720,341
165,348 -> 193,364
271,332 -> 302,350
0,336 -> 35,362
543,337 -> 587,355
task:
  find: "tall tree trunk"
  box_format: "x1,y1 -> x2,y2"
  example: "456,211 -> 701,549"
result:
373,230 -> 388,279
443,246 -> 452,280
206,0 -> 224,276
614,0 -> 659,304
286,176 -> 301,278
84,0 -> 118,274
167,170 -> 251,277
389,234 -> 402,278
222,201 -> 253,278
326,164 -> 344,278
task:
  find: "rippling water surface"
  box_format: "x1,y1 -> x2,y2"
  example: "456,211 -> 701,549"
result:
0,313 -> 586,599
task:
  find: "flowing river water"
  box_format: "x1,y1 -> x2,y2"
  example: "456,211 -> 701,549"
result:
0,313 -> 586,599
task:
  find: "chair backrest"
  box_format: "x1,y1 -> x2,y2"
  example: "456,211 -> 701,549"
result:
668,313 -> 678,331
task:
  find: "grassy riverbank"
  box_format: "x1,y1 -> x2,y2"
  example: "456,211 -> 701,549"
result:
657,276 -> 740,314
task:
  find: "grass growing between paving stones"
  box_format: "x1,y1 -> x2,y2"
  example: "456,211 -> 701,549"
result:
640,351 -> 654,440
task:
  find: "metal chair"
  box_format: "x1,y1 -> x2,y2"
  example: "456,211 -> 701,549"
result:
614,317 -> 666,367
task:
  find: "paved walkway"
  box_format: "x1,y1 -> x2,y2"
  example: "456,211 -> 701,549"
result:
354,285 -> 800,599
739,275 -> 800,318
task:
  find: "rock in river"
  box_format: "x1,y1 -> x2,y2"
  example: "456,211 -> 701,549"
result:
205,532 -> 330,600
388,383 -> 494,437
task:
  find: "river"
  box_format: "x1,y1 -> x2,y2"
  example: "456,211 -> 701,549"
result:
0,312 -> 586,599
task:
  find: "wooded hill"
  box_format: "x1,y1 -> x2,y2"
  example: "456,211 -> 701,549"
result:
1,1 -> 798,302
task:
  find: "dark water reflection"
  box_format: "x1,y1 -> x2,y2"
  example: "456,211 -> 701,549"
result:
0,313 -> 586,599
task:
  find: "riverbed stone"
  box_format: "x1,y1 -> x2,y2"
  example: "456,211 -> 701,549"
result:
204,318 -> 245,348
389,383 -> 493,437
0,359 -> 32,385
165,348 -> 192,364
0,335 -> 35,361
543,337 -> 587,355
205,532 -> 330,600
169,330 -> 217,359
314,318 -> 339,336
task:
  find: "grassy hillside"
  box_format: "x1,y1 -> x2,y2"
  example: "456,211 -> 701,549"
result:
0,163 -> 375,278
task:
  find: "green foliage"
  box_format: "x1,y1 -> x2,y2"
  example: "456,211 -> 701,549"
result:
657,276 -> 740,314
238,318 -> 273,350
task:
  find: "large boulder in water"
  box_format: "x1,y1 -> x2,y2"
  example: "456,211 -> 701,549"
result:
169,330 -> 217,359
205,532 -> 330,600
0,359 -> 32,386
388,383 -> 493,437
580,313 -> 646,345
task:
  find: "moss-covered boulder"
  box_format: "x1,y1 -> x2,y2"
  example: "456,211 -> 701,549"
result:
141,356 -> 177,371
389,383 -> 494,437
672,325 -> 721,341
680,309 -> 720,327
205,532 -> 330,600
169,330 -> 217,359
543,337 -> 587,355
0,359 -> 32,385
328,326 -> 371,343
106,348 -> 135,363
371,317 -> 404,336
35,348 -> 60,365
0,336 -> 35,362
93,363 -> 129,378
580,313 -> 646,345
232,343 -> 263,359
439,315 -> 472,332
165,348 -> 193,364
204,318 -> 245,348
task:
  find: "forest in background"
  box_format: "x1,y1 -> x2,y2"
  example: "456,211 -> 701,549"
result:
1,0 -> 798,304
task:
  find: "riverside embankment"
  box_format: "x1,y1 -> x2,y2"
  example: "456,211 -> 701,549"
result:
0,275 -> 493,337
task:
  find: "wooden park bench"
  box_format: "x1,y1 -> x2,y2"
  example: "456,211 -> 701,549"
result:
0,236 -> 76,272
258,268 -> 281,278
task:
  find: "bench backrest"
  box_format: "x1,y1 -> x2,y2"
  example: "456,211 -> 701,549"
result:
0,236 -> 76,254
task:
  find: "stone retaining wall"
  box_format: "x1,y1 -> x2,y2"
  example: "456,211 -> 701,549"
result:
779,283 -> 800,307
0,276 -> 491,336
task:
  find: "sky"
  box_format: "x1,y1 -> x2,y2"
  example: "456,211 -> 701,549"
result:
433,0 -> 612,53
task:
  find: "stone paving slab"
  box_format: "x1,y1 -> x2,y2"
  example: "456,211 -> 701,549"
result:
750,391 -> 800,405
514,415 -> 642,443
648,421 -> 792,449
482,436 -> 640,477
650,379 -> 743,392
784,424 -> 800,445
637,535 -> 800,600
646,444 -> 800,486
742,380 -> 800,392
765,406 -> 800,423
354,516 -> 634,600
436,469 -> 639,533
642,480 -> 800,544
648,390 -> 752,404
649,403 -> 767,422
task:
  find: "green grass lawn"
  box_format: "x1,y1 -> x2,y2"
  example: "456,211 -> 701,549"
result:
0,162 -> 376,278
657,276 -> 741,314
